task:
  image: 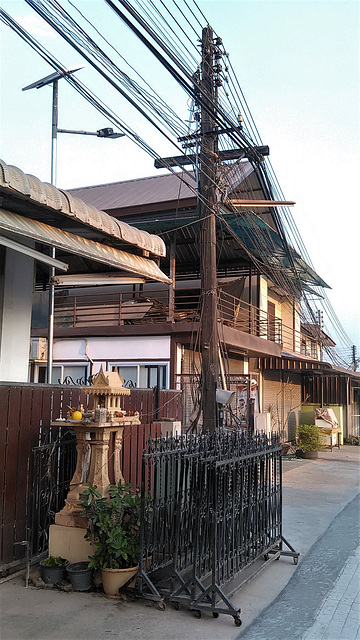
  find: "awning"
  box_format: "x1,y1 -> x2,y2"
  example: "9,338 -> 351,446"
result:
0,208 -> 171,284
0,159 -> 166,258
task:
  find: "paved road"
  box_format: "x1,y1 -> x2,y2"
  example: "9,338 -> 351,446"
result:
239,493 -> 360,640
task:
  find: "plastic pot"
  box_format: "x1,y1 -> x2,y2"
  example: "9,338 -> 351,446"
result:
296,449 -> 318,459
40,559 -> 69,585
67,562 -> 93,591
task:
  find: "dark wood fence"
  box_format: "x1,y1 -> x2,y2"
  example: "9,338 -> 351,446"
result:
0,383 -> 182,574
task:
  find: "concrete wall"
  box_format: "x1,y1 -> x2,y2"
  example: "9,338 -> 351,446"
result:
281,300 -> 294,351
53,335 -> 171,363
0,247 -> 34,382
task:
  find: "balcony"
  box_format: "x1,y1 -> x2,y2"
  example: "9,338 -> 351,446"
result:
53,288 -> 320,358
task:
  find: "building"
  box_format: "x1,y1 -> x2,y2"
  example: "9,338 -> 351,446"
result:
29,161 -> 360,439
0,159 -> 170,383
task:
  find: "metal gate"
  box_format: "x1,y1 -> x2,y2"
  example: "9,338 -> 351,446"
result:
29,426 -> 77,562
135,431 -> 298,624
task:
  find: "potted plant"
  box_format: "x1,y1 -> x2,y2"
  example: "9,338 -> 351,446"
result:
296,424 -> 325,459
79,481 -> 141,597
40,555 -> 69,585
66,561 -> 93,591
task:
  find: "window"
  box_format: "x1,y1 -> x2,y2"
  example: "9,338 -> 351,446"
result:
35,364 -> 89,385
111,365 -> 138,388
110,362 -> 169,389
145,365 -> 167,389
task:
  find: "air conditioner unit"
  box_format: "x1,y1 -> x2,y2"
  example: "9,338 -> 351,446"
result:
30,337 -> 48,361
158,421 -> 182,437
255,412 -> 271,436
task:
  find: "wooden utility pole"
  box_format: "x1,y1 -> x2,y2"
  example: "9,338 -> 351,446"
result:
155,26 -> 268,433
199,26 -> 219,433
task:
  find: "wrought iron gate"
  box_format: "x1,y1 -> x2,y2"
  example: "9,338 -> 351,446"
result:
29,427 -> 77,562
136,431 -> 298,624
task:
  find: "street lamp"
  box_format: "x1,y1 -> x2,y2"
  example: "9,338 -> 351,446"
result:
23,67 -> 84,185
57,127 -> 124,139
22,67 -> 124,383
22,68 -> 124,184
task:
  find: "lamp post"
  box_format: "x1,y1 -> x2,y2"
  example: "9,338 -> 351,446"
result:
22,68 -> 124,383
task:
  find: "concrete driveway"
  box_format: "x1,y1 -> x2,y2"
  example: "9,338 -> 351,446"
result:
1,446 -> 359,640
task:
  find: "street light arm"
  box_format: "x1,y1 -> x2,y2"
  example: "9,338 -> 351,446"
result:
57,129 -> 99,136
57,127 -> 125,138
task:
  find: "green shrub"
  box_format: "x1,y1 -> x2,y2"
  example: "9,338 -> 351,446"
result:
42,555 -> 67,567
297,424 -> 325,452
79,482 -> 142,570
344,435 -> 360,446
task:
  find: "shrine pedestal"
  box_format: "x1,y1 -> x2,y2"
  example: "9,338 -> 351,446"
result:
49,415 -> 140,561
49,524 -> 92,564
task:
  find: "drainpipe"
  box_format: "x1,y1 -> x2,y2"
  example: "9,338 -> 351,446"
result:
167,239 -> 176,322
84,339 -> 94,382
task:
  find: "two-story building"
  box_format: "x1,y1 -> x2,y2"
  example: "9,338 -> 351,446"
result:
29,162 -> 360,440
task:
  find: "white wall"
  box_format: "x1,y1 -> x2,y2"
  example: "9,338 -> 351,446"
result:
0,248 -> 34,382
53,335 -> 171,363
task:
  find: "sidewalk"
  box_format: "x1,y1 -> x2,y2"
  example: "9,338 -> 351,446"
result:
1,446 -> 359,640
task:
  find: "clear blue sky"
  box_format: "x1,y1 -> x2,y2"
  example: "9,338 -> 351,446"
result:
0,0 -> 359,350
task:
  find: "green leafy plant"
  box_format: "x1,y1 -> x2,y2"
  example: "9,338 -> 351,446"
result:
42,555 -> 67,567
297,424 -> 325,452
79,482 -> 142,570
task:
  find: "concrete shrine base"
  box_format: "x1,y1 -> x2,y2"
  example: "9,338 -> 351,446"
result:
49,524 -> 92,564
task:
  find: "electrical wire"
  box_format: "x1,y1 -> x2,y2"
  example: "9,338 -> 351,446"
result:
2,0 -> 355,366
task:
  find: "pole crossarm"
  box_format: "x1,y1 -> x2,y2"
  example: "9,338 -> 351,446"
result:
155,146 -> 269,169
229,199 -> 295,208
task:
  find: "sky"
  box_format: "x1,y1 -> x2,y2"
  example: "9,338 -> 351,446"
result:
0,0 -> 359,353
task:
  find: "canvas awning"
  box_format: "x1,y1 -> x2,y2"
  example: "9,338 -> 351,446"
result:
0,208 -> 171,284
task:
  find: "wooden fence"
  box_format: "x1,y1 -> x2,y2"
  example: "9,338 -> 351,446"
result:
0,383 -> 182,574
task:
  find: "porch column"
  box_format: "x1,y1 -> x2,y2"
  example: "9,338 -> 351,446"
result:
88,428 -> 111,495
0,246 -> 34,382
113,426 -> 125,484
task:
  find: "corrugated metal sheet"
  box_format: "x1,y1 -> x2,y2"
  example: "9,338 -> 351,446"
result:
0,209 -> 171,284
68,171 -> 199,210
0,159 -> 166,258
68,164 -> 257,212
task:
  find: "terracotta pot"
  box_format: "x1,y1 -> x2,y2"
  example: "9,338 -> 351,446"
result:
101,565 -> 138,597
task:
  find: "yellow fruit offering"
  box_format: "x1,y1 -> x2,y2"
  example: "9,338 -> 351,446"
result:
71,410 -> 82,421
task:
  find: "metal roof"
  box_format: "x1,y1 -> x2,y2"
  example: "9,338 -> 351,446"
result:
0,159 -> 166,258
0,208 -> 171,284
67,163 -> 329,294
68,170 -> 198,211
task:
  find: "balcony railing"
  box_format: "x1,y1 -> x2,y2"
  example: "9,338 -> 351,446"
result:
54,288 -> 319,357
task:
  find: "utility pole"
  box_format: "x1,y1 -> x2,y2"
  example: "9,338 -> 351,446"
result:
352,345 -> 357,372
199,26 -> 219,433
154,26 -> 267,432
